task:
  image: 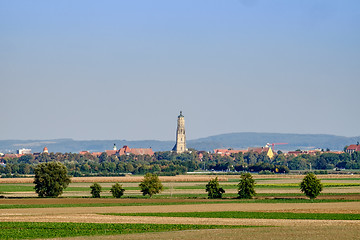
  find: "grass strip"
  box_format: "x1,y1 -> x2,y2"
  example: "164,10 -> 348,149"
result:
105,211 -> 360,220
0,198 -> 359,209
0,222 -> 259,239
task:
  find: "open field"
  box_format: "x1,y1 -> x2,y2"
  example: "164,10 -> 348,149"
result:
1,174 -> 360,239
0,222 -> 254,240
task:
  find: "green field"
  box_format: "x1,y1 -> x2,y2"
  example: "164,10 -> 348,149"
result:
0,222 -> 258,240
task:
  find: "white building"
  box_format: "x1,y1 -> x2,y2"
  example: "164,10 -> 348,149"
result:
17,148 -> 32,155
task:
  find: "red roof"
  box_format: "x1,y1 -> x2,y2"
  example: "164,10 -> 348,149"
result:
248,147 -> 270,154
118,145 -> 154,156
105,150 -> 117,156
214,149 -> 248,156
3,154 -> 22,158
91,152 -> 102,157
129,148 -> 154,155
287,151 -> 304,156
347,145 -> 360,151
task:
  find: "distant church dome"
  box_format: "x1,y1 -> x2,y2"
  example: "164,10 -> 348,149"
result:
43,147 -> 48,153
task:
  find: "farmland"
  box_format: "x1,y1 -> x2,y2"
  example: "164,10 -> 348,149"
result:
0,174 -> 360,239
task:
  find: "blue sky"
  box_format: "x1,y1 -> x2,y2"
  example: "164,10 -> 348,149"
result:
1,0 -> 359,140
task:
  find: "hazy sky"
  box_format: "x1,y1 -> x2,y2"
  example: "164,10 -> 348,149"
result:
1,0 -> 359,141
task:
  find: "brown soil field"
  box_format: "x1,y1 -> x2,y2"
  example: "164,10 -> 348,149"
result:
1,200 -> 360,214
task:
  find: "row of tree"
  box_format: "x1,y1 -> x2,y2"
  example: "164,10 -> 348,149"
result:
1,149 -> 360,177
206,172 -> 323,200
34,162 -> 323,200
33,162 -> 163,198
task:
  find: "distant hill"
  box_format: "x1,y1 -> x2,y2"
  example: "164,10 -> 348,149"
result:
0,133 -> 359,153
188,132 -> 360,152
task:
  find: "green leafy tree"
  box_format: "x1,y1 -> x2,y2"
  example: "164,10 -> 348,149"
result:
110,183 -> 125,198
238,173 -> 256,199
139,173 -> 163,197
34,162 -> 71,197
90,183 -> 102,198
300,173 -> 323,199
205,177 -> 225,199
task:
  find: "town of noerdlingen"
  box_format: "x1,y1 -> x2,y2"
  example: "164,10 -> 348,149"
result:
1,1 -> 360,239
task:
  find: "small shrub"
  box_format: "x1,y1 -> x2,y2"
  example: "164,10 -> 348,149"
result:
90,183 -> 102,198
110,183 -> 125,198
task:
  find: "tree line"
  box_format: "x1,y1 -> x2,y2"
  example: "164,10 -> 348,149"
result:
34,162 -> 322,201
1,149 -> 360,177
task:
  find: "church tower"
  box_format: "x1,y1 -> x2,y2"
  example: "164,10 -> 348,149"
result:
173,111 -> 186,153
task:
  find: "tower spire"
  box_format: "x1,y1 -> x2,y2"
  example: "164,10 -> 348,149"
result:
173,111 -> 186,153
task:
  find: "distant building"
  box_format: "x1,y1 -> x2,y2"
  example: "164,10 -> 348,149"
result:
345,144 -> 360,154
214,149 -> 248,156
287,151 -> 304,157
248,147 -> 274,159
173,111 -> 187,153
3,154 -> 22,158
85,145 -> 154,157
105,150 -> 118,156
214,146 -> 274,159
17,148 -> 31,155
91,152 -> 102,157
118,145 -> 154,156
287,149 -> 340,156
79,151 -> 90,155
43,147 -> 48,154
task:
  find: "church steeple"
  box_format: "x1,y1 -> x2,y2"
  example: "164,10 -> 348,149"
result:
173,111 -> 186,153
